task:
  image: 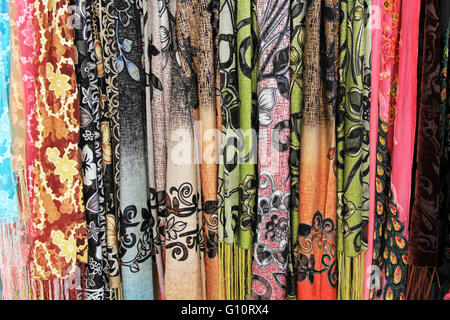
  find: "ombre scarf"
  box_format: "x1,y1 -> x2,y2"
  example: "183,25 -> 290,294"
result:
295,0 -> 339,300
175,0 -> 220,300
114,0 -> 154,300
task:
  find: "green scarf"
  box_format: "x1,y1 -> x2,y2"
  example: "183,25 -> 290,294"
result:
336,0 -> 372,300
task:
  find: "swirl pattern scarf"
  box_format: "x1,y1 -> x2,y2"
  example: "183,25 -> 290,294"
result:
295,0 -> 339,300
336,0 -> 371,300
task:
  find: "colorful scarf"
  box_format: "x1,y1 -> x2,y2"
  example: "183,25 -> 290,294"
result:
96,0 -> 122,293
295,0 -> 339,301
0,0 -> 23,300
370,0 -> 420,300
286,0 -> 306,300
363,0 -> 382,300
73,0 -> 110,300
175,0 -> 220,300
336,0 -> 371,300
407,0 -> 441,300
251,0 -> 290,301
31,0 -> 88,298
114,0 -> 154,300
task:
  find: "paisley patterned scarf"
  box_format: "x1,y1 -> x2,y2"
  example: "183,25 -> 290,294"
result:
251,0 -> 290,301
336,0 -> 371,300
407,0 -> 441,300
296,0 -> 339,300
31,0 -> 88,298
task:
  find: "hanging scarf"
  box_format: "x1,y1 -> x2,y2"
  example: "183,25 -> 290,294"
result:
155,1 -> 177,287
363,0 -> 382,300
336,0 -> 371,300
16,0 -> 37,248
217,0 -> 242,299
370,0 -> 420,300
407,0 -> 441,300
145,0 -> 176,300
72,0 -> 110,300
113,0 -> 154,300
218,0 -> 256,300
430,12 -> 450,300
175,0 -> 220,300
9,0 -> 29,222
296,0 -> 339,300
286,0 -> 306,301
0,0 -> 23,300
164,40 -> 205,301
96,0 -> 122,294
30,0 -> 88,298
251,0 -> 290,301
140,0 -> 161,300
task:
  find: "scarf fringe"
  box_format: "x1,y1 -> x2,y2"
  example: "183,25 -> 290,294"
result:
0,221 -> 30,300
406,265 -> 436,300
219,241 -> 252,300
337,251 -> 365,300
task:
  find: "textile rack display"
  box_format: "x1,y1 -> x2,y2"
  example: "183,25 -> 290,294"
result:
0,0 -> 449,301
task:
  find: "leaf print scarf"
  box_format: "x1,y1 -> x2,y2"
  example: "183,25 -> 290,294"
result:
72,0 -> 110,300
251,0 -> 290,301
336,0 -> 371,300
217,0 -> 242,300
30,0 -> 88,298
407,0 -> 441,300
296,0 -> 339,300
114,0 -> 154,300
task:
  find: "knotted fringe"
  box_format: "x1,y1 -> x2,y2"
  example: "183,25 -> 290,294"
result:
337,251 -> 365,300
219,241 -> 252,300
406,265 -> 437,300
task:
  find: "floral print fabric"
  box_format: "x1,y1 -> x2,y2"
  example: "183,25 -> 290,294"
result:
0,0 -> 448,301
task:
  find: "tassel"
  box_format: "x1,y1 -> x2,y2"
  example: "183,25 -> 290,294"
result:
406,265 -> 436,300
